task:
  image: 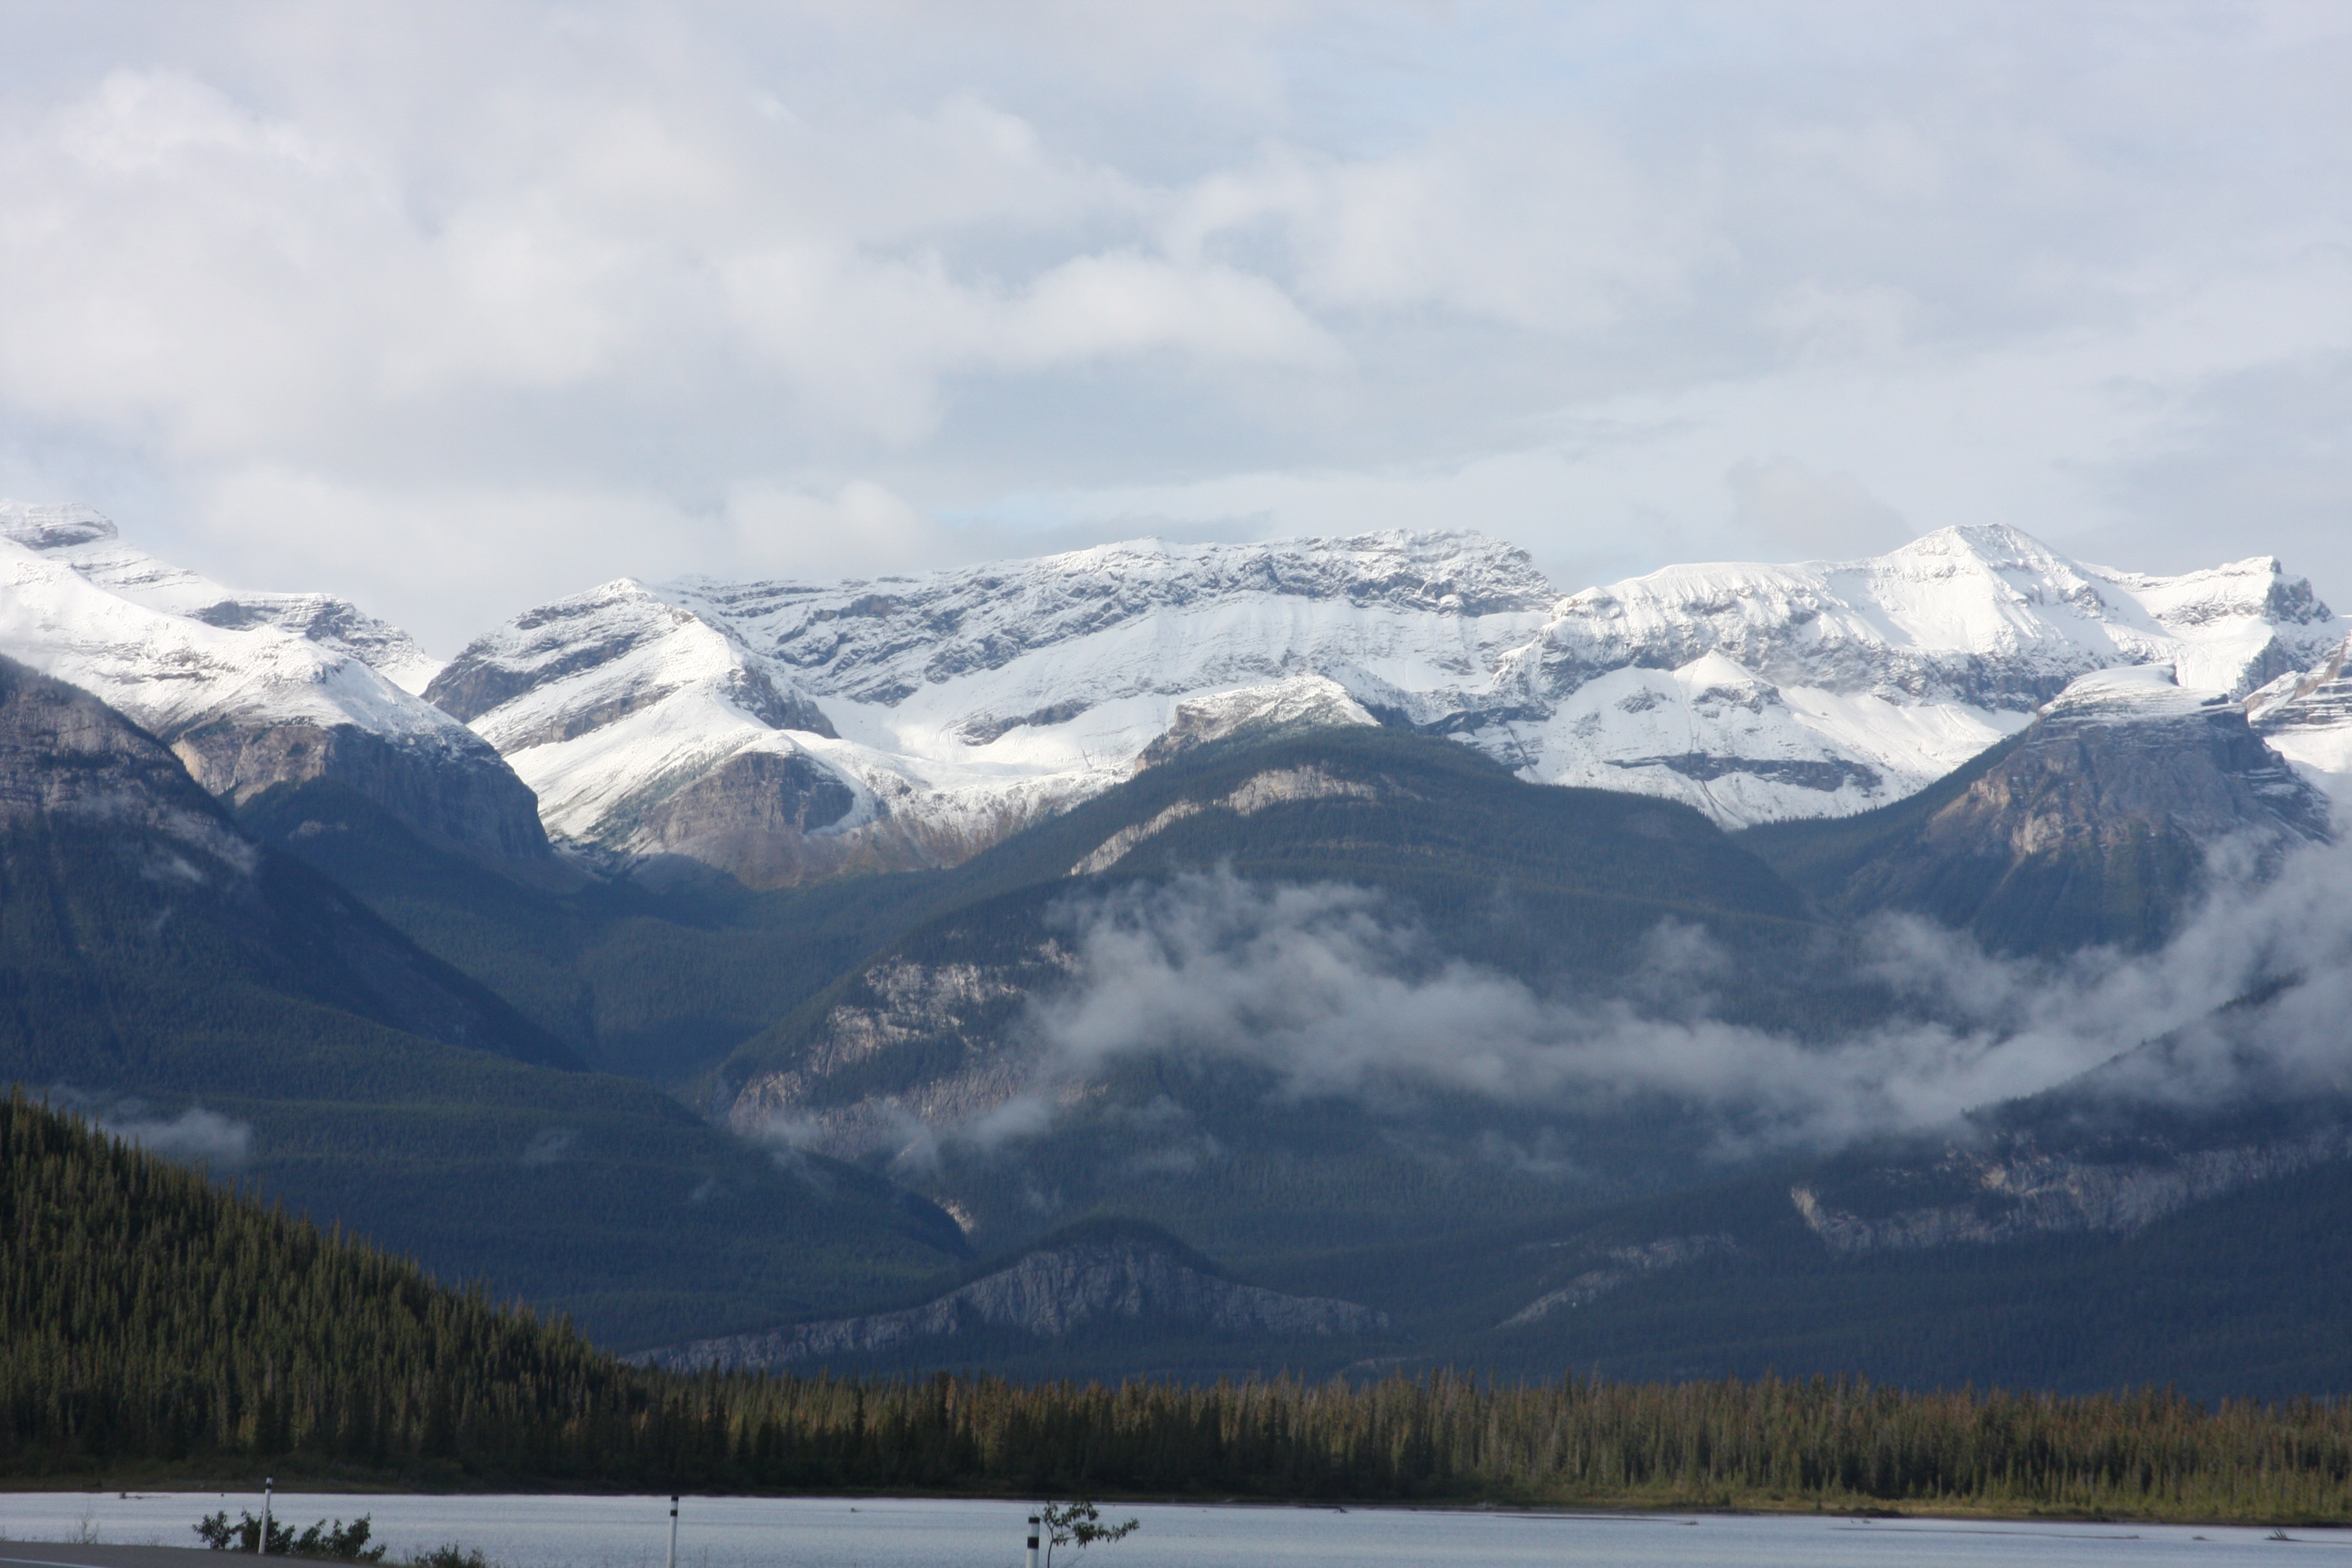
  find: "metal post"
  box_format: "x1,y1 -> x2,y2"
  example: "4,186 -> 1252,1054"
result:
1027,1514 -> 1040,1568
260,1477 -> 273,1556
665,1495 -> 679,1568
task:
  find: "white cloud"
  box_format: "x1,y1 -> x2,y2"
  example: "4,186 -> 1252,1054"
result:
99,1105 -> 254,1168
1726,457 -> 1909,561
0,0 -> 2343,634
993,838 -> 2352,1160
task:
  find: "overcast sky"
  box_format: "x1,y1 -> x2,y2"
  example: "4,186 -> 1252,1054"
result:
2,1 -> 2345,650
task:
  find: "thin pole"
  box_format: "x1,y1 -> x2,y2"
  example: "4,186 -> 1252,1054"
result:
665,1495 -> 679,1568
1027,1514 -> 1040,1568
259,1477 -> 273,1556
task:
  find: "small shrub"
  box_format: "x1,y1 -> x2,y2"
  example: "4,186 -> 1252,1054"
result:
404,1546 -> 491,1568
195,1512 -> 385,1561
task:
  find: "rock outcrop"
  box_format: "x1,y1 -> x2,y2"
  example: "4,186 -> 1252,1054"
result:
725,943 -> 1074,1159
631,1232 -> 1386,1371
1067,762 -> 1396,876
1499,1234 -> 1736,1328
1779,665 -> 2331,953
1131,675 -> 1379,771
1791,1129 -> 2352,1254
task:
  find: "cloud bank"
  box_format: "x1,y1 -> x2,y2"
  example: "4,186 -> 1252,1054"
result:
1,2 -> 2346,644
1004,841 -> 2352,1158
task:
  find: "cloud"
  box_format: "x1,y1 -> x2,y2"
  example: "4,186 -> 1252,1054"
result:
519,1126 -> 580,1165
0,1 -> 2345,638
993,841 -> 2352,1160
1726,456 -> 1909,561
96,1105 -> 255,1168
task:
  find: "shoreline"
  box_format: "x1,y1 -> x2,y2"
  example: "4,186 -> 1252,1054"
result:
2,1483 -> 2344,1532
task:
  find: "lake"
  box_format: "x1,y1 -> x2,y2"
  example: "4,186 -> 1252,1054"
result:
0,1491 -> 2334,1566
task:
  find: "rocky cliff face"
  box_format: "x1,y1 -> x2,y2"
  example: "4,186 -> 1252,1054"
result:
726,942 -> 1074,1157
1801,665 -> 2331,952
0,503 -> 558,881
171,717 -> 557,869
0,646 -> 259,866
1791,1128 -> 2352,1253
631,1234 -> 1386,1371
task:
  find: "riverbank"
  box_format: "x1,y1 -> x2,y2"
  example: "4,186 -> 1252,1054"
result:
1,1478 -> 2344,1532
0,1491 -> 2331,1568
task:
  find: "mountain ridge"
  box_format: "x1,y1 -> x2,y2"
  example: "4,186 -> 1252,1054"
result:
439,521 -> 2352,887
0,501 -> 561,883
5,505 -> 2348,896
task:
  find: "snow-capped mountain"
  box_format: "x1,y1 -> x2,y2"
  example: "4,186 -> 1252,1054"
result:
9,501 -> 2341,891
426,532 -> 1552,884
1497,527 -> 2336,825
432,523 -> 2345,886
0,501 -> 554,873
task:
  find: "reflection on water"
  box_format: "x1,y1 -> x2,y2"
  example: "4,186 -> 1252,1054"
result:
0,1491 -> 2326,1566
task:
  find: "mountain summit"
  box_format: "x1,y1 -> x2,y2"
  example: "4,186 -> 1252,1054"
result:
0,502 -> 558,879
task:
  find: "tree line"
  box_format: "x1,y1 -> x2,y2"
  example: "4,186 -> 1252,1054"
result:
6,1089 -> 2351,1520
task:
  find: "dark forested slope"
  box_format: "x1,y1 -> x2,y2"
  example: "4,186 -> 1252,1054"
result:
710,728 -> 1857,1264
239,776 -> 952,1086
13,1088 -> 2352,1522
0,658 -> 965,1349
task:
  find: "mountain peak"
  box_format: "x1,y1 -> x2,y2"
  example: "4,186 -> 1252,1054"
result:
2042,664 -> 2230,724
0,501 -> 117,551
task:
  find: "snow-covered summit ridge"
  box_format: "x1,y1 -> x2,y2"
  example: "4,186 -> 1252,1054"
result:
9,503 -> 2343,887
1489,524 -> 2337,827
430,531 -> 1555,884
1520,525 -> 2325,713
0,499 -> 443,694
0,501 -> 117,551
0,501 -> 552,871
2041,665 -> 2233,724
0,503 -> 445,742
668,529 -> 1555,710
439,519 -> 2348,883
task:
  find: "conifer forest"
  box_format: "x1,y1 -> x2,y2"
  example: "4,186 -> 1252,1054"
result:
7,1093 -> 2352,1523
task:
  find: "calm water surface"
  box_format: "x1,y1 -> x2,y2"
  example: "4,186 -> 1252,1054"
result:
0,1491 -> 2337,1567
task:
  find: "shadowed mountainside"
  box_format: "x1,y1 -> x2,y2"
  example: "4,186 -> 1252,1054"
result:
0,656 -> 967,1348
